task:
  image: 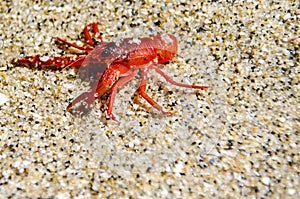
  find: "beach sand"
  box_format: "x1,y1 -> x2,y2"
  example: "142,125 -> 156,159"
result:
0,1 -> 299,198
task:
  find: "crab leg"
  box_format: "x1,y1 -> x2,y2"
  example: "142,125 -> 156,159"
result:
107,70 -> 139,121
83,22 -> 103,46
56,22 -> 104,52
56,37 -> 94,52
139,68 -> 176,115
150,65 -> 209,90
66,80 -> 100,113
67,64 -> 131,119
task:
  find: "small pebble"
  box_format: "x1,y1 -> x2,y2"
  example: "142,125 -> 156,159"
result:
288,189 -> 296,196
0,93 -> 8,105
261,177 -> 270,185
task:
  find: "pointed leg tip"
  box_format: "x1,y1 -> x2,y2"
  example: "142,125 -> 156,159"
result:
194,85 -> 209,90
162,109 -> 177,115
107,113 -> 120,123
109,116 -> 120,123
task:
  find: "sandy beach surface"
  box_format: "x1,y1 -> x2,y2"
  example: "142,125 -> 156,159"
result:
0,1 -> 299,198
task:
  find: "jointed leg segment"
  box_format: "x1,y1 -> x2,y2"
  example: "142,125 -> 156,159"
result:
66,80 -> 99,113
83,22 -> 103,46
150,65 -> 209,90
56,37 -> 94,52
56,22 -> 104,53
107,70 -> 139,121
139,68 -> 176,115
137,65 -> 208,115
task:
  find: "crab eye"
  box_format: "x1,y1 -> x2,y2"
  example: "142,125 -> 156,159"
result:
101,50 -> 110,57
102,43 -> 116,57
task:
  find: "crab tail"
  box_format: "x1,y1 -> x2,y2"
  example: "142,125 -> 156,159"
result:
11,56 -> 86,70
